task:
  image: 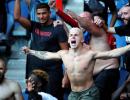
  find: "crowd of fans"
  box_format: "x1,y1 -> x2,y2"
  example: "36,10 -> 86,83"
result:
1,0 -> 130,100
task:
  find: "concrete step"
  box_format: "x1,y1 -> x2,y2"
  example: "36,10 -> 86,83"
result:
7,59 -> 26,69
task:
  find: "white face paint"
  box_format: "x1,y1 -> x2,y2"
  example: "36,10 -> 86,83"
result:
68,28 -> 83,49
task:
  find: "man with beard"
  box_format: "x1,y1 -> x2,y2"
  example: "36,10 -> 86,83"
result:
0,57 -> 23,100
14,0 -> 68,99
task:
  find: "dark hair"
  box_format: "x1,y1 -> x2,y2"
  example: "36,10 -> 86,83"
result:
31,69 -> 49,87
36,3 -> 50,12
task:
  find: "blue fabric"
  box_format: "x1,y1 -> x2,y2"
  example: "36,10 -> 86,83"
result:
6,13 -> 14,35
7,0 -> 29,36
83,31 -> 90,44
114,0 -> 128,10
118,67 -> 129,87
22,89 -> 29,100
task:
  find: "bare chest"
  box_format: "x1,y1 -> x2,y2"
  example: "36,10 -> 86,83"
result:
90,36 -> 111,51
63,54 -> 94,74
0,86 -> 14,100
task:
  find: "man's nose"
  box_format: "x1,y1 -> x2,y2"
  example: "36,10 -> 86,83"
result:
40,14 -> 44,18
72,36 -> 75,39
121,14 -> 125,19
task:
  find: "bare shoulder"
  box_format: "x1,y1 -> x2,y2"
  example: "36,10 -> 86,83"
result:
6,79 -> 21,92
83,44 -> 91,49
58,50 -> 69,55
84,48 -> 96,56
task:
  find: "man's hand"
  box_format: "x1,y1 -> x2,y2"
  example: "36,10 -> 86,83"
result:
48,0 -> 56,9
94,16 -> 104,27
62,73 -> 70,88
53,20 -> 63,27
94,16 -> 108,31
22,46 -> 30,54
120,92 -> 127,100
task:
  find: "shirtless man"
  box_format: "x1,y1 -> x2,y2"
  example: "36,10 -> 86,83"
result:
60,10 -> 119,100
79,12 -> 119,100
22,27 -> 130,100
0,57 -> 23,100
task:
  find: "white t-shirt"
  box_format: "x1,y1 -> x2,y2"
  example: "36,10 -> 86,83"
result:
38,92 -> 57,100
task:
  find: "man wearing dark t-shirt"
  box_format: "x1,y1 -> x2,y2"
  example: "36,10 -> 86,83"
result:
107,6 -> 130,36
0,0 -> 6,33
14,1 -> 69,100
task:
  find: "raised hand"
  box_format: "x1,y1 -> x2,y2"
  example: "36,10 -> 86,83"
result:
94,16 -> 104,27
21,46 -> 30,54
53,19 -> 63,27
48,0 -> 56,9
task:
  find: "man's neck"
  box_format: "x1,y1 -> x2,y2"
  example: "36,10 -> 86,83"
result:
70,45 -> 83,56
41,19 -> 53,26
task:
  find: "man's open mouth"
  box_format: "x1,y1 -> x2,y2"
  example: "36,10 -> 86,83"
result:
71,40 -> 76,44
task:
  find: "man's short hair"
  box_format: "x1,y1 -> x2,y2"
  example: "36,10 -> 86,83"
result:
36,3 -> 50,12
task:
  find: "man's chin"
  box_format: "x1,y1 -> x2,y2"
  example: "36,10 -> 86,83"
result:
124,20 -> 128,24
70,45 -> 77,49
40,20 -> 48,24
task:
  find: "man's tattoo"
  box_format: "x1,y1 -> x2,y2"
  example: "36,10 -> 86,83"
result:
34,51 -> 48,59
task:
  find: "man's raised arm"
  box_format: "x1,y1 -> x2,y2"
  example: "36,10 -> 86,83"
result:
14,0 -> 31,29
66,10 -> 105,36
94,45 -> 130,59
22,46 -> 62,60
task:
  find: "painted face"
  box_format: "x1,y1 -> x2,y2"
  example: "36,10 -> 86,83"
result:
26,74 -> 40,92
36,8 -> 50,24
68,28 -> 83,49
119,6 -> 130,24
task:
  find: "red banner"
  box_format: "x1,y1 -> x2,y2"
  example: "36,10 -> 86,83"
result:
56,0 -> 63,11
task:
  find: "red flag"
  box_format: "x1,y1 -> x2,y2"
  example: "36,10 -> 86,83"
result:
56,0 -> 63,11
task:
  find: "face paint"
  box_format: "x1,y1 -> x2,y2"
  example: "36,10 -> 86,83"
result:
27,74 -> 42,92
68,28 -> 83,49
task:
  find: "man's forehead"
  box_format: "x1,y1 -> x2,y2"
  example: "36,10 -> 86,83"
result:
37,8 -> 48,12
69,28 -> 81,34
122,6 -> 130,12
